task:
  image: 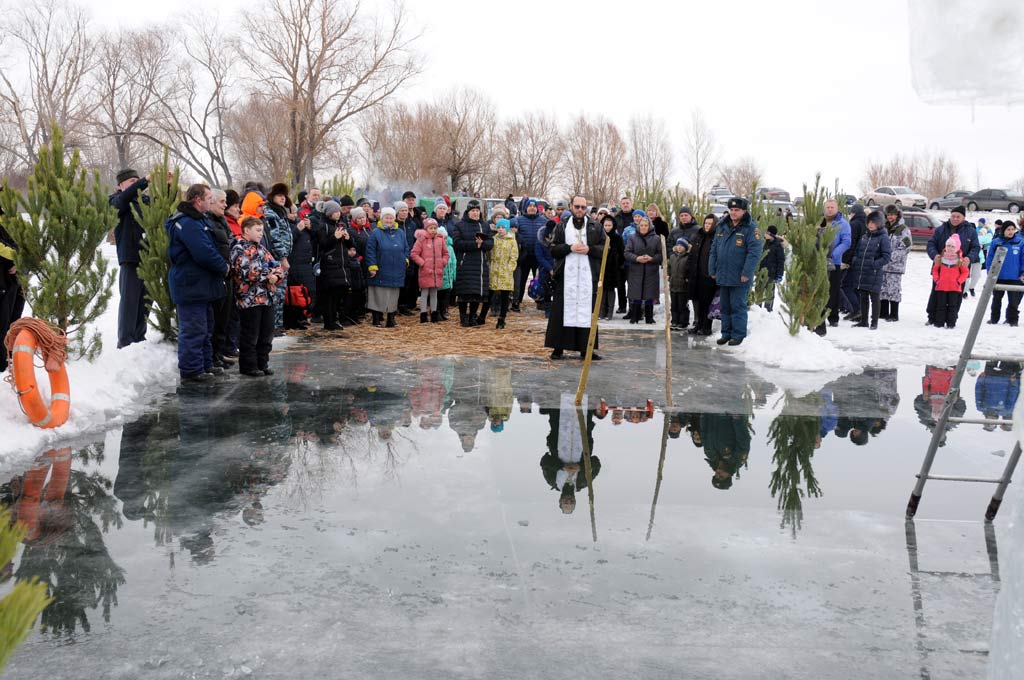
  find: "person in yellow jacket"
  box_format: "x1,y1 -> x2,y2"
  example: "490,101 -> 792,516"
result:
488,218 -> 519,329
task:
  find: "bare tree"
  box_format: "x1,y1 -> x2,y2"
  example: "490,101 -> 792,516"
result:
683,109 -> 719,198
627,113 -> 672,193
225,95 -> 293,183
717,157 -> 764,197
563,114 -> 628,205
242,0 -> 421,188
0,0 -> 96,167
358,103 -> 442,189
431,88 -> 496,194
491,113 -> 563,198
859,151 -> 962,199
88,29 -> 170,179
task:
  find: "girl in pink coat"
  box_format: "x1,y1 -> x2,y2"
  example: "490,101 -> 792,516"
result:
410,218 -> 451,323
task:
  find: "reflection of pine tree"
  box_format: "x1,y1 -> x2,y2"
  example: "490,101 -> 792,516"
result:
768,393 -> 823,537
14,470 -> 125,637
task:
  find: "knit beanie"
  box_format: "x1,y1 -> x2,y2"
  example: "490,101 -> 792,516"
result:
323,200 -> 342,217
946,233 -> 962,251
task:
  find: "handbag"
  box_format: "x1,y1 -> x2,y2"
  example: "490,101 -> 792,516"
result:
708,291 -> 721,320
286,284 -> 312,317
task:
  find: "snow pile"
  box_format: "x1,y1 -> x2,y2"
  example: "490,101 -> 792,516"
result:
987,398 -> 1024,678
0,245 -> 179,471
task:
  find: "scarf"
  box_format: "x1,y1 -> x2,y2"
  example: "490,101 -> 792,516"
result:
562,219 -> 592,328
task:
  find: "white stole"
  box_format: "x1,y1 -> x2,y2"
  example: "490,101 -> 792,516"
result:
562,221 -> 593,328
555,393 -> 588,488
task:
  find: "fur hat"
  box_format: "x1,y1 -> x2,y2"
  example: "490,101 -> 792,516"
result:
116,168 -> 139,184
267,182 -> 290,201
727,197 -> 749,210
225,189 -> 241,209
323,200 -> 342,217
867,210 -> 885,227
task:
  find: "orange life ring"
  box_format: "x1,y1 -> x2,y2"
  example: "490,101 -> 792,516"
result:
11,328 -> 70,429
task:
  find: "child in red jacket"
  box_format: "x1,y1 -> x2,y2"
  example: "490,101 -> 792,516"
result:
932,233 -> 970,328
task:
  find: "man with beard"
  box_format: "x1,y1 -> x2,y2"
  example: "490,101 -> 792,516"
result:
544,195 -> 606,361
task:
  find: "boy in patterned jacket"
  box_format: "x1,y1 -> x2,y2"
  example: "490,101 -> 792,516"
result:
231,216 -> 284,376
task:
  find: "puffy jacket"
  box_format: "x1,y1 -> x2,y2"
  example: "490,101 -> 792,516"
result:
411,230 -> 450,289
441,235 -> 457,290
708,213 -> 764,287
264,204 -> 293,261
206,212 -> 232,264
601,229 -> 624,290
348,220 -> 373,290
685,227 -> 718,296
985,233 -> 1024,280
166,202 -> 228,305
929,220 -> 981,263
668,246 -> 689,293
882,221 -> 913,275
288,221 -> 318,290
110,177 -> 149,265
844,206 -> 866,265
975,362 -> 1021,419
624,229 -> 663,301
824,213 -> 852,266
932,259 -> 969,293
535,223 -> 555,272
230,238 -> 282,309
613,210 -> 634,236
365,224 -> 408,288
512,211 -> 546,254
848,225 -> 892,293
759,236 -> 785,281
452,216 -> 494,297
489,232 -> 519,291
318,216 -> 353,289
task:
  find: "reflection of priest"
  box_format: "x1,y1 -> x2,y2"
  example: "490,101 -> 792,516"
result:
700,413 -> 751,490
539,394 -> 602,514
544,198 -> 606,360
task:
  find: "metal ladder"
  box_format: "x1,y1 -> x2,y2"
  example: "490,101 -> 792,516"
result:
906,246 -> 1023,521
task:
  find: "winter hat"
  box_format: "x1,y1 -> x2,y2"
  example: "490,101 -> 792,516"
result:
241,191 -> 267,219
978,217 -> 987,225
675,238 -> 690,249
350,206 -> 366,220
850,203 -> 865,216
339,194 -> 355,207
297,190 -> 308,205
767,225 -> 778,236
437,226 -> 448,238
951,205 -> 967,216
727,197 -> 749,210
380,207 -> 397,218
496,218 -> 511,230
225,189 -> 241,209
867,210 -> 885,227
678,206 -> 693,217
423,217 -> 438,230
356,196 -> 371,207
116,168 -> 139,184
946,233 -> 962,251
633,209 -> 647,220
323,200 -> 342,217
267,182 -> 290,201
525,198 -> 538,210
402,190 -> 417,200
393,200 -> 408,212
434,198 -> 449,211
490,422 -> 504,433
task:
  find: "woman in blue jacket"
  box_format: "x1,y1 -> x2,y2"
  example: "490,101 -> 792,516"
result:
365,206 -> 409,328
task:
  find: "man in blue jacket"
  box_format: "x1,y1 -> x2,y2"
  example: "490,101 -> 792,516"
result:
709,197 -> 764,346
927,206 -> 981,324
166,184 -> 229,383
110,168 -> 153,348
822,199 -> 852,328
512,198 -> 546,312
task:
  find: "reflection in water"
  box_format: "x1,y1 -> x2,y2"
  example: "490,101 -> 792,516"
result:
539,395 -> 602,516
914,365 -> 965,446
975,361 -> 1021,430
768,393 -> 823,536
2,447 -> 125,637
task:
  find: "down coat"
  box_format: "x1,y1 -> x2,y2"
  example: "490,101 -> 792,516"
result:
410,230 -> 450,289
452,215 -> 494,297
880,220 -> 913,302
365,224 -> 409,288
848,225 -> 892,294
489,232 -> 519,291
624,229 -> 663,301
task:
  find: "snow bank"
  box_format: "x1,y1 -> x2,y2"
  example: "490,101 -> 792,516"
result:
0,245 -> 179,471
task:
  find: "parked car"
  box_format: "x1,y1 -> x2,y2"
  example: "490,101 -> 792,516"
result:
707,186 -> 734,203
863,186 -> 928,209
839,194 -> 858,207
902,210 -> 940,249
709,203 -> 728,218
962,189 -> 1024,213
928,190 -> 972,210
755,186 -> 791,202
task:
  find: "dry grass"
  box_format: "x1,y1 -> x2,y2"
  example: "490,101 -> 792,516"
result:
281,313 -> 555,361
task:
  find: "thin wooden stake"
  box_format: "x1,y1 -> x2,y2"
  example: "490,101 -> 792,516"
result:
646,411 -> 670,542
575,234 -> 611,406
660,235 -> 673,408
576,405 -> 597,542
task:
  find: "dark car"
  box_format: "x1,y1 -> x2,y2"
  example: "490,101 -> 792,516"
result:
902,210 -> 940,249
963,189 -> 1024,213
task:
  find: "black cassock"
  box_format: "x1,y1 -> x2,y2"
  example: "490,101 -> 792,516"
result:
544,217 -> 606,352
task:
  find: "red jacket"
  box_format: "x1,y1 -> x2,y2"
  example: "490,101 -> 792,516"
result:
410,230 -> 450,289
932,259 -> 969,292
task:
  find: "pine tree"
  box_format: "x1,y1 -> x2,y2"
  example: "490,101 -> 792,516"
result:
777,175 -> 834,335
136,151 -> 181,342
0,125 -> 116,360
768,392 -> 824,538
0,508 -> 52,671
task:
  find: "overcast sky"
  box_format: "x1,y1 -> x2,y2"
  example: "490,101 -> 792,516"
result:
84,0 -> 1024,197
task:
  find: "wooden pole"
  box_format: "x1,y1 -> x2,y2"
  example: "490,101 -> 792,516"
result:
574,234 -> 611,406
646,411 -> 670,541
576,405 -> 597,542
661,234 -> 673,408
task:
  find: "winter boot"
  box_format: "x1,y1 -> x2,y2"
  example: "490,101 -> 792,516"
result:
459,302 -> 471,327
372,311 -> 384,328
879,300 -> 890,320
430,311 -> 440,323
628,302 -> 641,324
386,312 -> 397,328
644,302 -> 656,324
888,302 -> 899,322
476,301 -> 491,325
496,317 -> 506,330
420,312 -> 429,324
468,302 -> 481,326
854,297 -> 869,327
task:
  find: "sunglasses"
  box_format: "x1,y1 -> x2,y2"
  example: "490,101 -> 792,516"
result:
572,204 -> 587,209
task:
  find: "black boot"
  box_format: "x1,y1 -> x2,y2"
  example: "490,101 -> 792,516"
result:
644,302 -> 655,324
854,297 -> 869,327
469,302 -> 481,326
628,302 -> 641,324
476,301 -> 491,325
888,301 -> 899,322
879,300 -> 889,320
430,311 -> 440,323
372,311 -> 384,328
496,317 -> 506,329
459,302 -> 471,327
420,312 -> 429,324
386,312 -> 397,328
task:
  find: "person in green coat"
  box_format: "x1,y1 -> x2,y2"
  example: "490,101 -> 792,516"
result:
438,226 -> 457,321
